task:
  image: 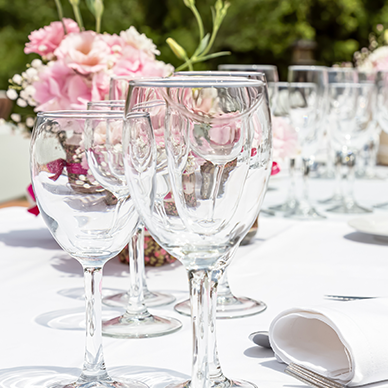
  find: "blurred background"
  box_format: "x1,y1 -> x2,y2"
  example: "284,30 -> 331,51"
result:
1,0 -> 388,204
1,0 -> 388,90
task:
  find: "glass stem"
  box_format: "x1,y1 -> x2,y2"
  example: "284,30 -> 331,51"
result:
125,223 -> 148,316
217,269 -> 231,298
334,151 -> 343,199
78,266 -> 110,383
343,151 -> 356,206
288,158 -> 297,206
208,270 -> 227,385
188,269 -> 212,388
301,158 -> 311,205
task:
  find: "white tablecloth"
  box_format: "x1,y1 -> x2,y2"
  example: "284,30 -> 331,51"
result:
1,171 -> 388,388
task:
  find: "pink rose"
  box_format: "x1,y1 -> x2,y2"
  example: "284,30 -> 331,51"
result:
55,31 -> 111,75
272,116 -> 298,160
24,18 -> 79,57
33,61 -> 91,111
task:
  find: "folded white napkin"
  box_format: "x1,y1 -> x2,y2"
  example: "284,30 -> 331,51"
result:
269,298 -> 388,386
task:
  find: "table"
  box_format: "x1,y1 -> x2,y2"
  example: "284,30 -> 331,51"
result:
0,170 -> 387,388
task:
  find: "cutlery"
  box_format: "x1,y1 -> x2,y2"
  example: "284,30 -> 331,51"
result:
324,294 -> 376,301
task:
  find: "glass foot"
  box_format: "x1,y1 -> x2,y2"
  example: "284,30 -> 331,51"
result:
268,199 -> 297,213
102,290 -> 176,308
168,378 -> 257,388
102,312 -> 182,339
327,201 -> 372,214
318,193 -> 342,205
374,201 -> 388,210
284,203 -> 326,220
174,296 -> 266,319
50,378 -> 147,388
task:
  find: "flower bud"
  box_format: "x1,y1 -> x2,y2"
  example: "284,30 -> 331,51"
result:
166,38 -> 187,60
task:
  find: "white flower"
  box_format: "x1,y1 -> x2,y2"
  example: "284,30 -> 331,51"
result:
12,74 -> 23,85
17,98 -> 28,107
11,113 -> 21,122
25,67 -> 38,80
31,59 -> 43,69
120,26 -> 160,57
359,46 -> 388,71
26,117 -> 35,128
6,89 -> 18,100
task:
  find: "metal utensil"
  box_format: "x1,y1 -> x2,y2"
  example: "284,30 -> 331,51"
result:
324,294 -> 376,301
285,363 -> 345,388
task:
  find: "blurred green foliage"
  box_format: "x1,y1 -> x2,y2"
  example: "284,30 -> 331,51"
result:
1,0 -> 388,90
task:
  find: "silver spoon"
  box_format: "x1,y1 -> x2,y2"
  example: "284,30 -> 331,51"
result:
248,330 -> 271,349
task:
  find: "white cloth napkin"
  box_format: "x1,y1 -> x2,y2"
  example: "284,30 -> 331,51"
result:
269,298 -> 388,386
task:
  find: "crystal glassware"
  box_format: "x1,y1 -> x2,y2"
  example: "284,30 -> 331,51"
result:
268,82 -> 299,213
286,65 -> 329,219
87,99 -> 177,308
124,76 -> 272,388
172,70 -> 269,319
30,110 -> 148,388
326,68 -> 374,213
218,64 -> 279,109
109,75 -> 134,100
84,109 -> 182,338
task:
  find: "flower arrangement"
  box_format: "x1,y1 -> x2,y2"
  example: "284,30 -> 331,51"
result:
354,24 -> 388,71
6,0 -> 230,131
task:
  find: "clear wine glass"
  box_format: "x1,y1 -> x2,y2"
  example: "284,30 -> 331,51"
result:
84,109 -> 182,338
87,99 -> 177,309
30,110 -> 148,388
374,70 -> 388,209
286,65 -> 328,220
355,70 -> 380,180
172,70 -> 269,319
326,68 -> 374,213
218,64 -> 279,109
109,76 -> 134,100
268,82 -> 299,213
124,76 -> 272,388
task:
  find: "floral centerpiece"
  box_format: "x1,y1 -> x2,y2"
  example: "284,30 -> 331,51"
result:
9,0 -> 231,266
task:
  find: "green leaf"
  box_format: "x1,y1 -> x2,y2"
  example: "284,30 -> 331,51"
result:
86,0 -> 96,16
196,33 -> 210,56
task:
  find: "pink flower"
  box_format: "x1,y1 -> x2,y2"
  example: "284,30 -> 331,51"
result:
272,116 -> 298,160
55,31 -> 111,75
24,18 -> 79,57
33,61 -> 91,111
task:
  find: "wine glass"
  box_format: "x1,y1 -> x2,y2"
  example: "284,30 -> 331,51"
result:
286,65 -> 328,219
109,76 -> 134,100
326,68 -> 374,213
124,76 -> 272,388
355,70 -> 380,180
87,99 -> 178,309
172,70 -> 269,319
30,110 -> 148,388
84,110 -> 182,338
268,82 -> 299,213
218,64 -> 279,109
374,70 -> 388,209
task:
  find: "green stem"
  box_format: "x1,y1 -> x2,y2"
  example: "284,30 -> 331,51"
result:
96,16 -> 101,33
201,25 -> 220,57
190,5 -> 205,43
72,3 -> 84,30
175,51 -> 230,71
54,0 -> 67,34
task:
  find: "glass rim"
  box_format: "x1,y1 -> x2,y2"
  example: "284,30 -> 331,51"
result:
87,100 -> 125,105
174,70 -> 267,78
327,67 -> 356,72
218,64 -> 277,71
129,76 -> 265,88
37,110 -> 149,119
288,65 -> 328,71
